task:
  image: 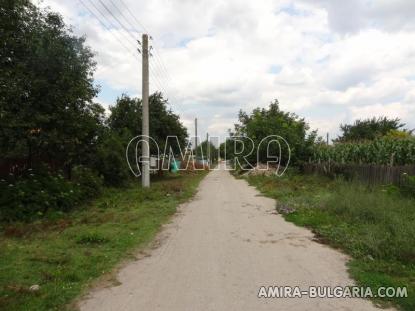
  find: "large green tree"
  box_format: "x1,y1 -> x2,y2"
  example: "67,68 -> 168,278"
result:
336,117 -> 405,142
228,100 -> 317,167
108,93 -> 188,154
0,0 -> 102,173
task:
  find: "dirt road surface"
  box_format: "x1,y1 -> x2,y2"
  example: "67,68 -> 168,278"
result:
79,164 -> 389,311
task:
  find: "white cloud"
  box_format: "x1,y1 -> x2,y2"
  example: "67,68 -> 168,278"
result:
350,102 -> 410,122
300,0 -> 415,34
37,0 -> 415,140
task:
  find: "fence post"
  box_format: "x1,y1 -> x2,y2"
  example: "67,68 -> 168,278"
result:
389,153 -> 395,167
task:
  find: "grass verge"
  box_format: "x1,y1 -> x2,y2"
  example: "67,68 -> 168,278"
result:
0,171 -> 207,311
245,172 -> 414,311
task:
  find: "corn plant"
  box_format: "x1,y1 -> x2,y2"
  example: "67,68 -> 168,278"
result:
312,137 -> 415,165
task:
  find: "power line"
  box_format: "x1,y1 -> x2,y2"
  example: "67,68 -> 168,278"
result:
107,0 -> 143,37
85,0 -> 139,53
102,0 -> 173,98
78,0 -> 138,59
96,0 -> 141,42
117,0 -> 179,103
118,0 -> 149,33
82,0 -> 181,108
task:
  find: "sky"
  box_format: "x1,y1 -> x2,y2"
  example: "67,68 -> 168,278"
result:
37,0 -> 415,142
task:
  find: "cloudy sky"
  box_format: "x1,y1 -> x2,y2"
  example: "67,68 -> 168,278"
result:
38,0 -> 415,142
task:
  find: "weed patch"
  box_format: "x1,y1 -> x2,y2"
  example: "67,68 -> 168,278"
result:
246,172 -> 415,311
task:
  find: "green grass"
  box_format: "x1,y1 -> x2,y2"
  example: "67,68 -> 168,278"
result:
0,171 -> 207,311
246,171 -> 415,311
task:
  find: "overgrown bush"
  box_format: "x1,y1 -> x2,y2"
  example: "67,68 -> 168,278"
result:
94,131 -> 130,186
0,170 -> 82,222
72,165 -> 103,198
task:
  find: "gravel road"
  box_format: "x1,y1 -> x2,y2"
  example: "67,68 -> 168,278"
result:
79,164 -> 389,311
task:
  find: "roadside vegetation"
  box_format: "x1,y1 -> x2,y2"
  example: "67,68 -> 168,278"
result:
312,135 -> 415,166
246,172 -> 414,310
1,2 -> 201,310
0,171 -> 207,311
220,100 -> 318,167
1,1 -> 188,222
227,104 -> 414,310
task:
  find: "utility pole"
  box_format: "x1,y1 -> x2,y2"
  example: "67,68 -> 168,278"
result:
142,34 -> 150,188
195,118 -> 198,152
206,132 -> 209,165
326,132 -> 329,145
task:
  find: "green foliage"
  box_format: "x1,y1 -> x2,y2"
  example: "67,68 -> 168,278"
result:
76,231 -> 109,245
0,165 -> 104,222
321,183 -> 415,264
0,0 -> 194,225
401,174 -> 415,197
312,136 -> 415,165
0,0 -> 103,166
93,131 -> 130,187
337,117 -> 405,142
0,171 -> 207,311
195,140 -> 219,163
108,93 -> 188,154
247,173 -> 415,311
107,95 -> 141,137
385,129 -> 412,139
0,170 -> 82,222
72,165 -> 103,198
228,100 -> 317,167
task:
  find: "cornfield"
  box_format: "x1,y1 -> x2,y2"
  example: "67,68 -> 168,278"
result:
312,137 -> 415,165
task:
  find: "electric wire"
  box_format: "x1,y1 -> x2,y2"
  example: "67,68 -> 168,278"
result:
96,0 -> 141,42
79,0 -> 138,60
84,0 -> 139,54
82,0 -> 181,107
116,0 -> 179,104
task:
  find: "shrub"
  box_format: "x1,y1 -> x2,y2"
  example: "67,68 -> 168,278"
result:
72,165 -> 103,198
0,170 -> 82,222
94,131 -> 130,186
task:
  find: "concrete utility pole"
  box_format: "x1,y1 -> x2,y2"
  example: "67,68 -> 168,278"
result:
206,132 -> 210,165
195,118 -> 198,152
326,132 -> 329,145
142,34 -> 150,188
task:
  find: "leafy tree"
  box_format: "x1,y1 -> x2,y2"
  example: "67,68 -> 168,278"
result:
229,100 -> 317,167
108,93 -> 188,154
93,130 -> 130,186
0,0 -> 101,174
336,117 -> 405,142
107,95 -> 141,138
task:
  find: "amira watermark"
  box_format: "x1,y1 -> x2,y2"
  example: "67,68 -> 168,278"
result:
125,135 -> 291,177
257,286 -> 408,299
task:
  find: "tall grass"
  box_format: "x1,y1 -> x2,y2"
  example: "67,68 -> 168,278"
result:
246,172 -> 415,311
321,182 -> 415,264
0,171 -> 207,311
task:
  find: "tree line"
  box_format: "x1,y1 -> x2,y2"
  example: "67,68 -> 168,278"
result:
222,101 -> 414,169
0,1 -> 187,221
